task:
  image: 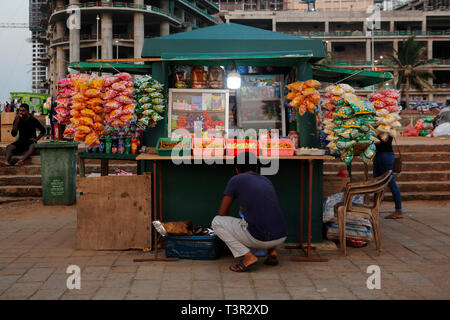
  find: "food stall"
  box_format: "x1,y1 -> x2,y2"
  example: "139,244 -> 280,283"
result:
70,23 -> 392,248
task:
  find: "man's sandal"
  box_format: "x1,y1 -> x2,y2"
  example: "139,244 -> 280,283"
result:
263,255 -> 279,266
229,260 -> 257,272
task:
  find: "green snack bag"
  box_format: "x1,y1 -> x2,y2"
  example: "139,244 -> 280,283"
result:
336,139 -> 356,150
333,106 -> 354,119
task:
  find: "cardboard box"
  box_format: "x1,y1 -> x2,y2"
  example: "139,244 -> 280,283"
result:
1,112 -> 16,125
1,125 -> 17,143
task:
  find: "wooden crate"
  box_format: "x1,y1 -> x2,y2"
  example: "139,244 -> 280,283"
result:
1,112 -> 16,125
323,176 -> 350,199
1,125 -> 17,143
76,173 -> 152,250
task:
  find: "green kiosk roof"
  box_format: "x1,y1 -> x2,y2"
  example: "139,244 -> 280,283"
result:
69,62 -> 151,74
312,65 -> 394,87
142,23 -> 326,66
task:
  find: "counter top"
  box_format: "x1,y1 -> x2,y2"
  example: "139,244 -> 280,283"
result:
136,154 -> 335,161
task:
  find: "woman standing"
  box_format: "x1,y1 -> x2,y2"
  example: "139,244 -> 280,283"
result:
373,136 -> 403,219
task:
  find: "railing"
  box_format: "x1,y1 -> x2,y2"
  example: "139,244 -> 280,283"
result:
54,2 -> 182,24
178,0 -> 219,24
293,30 -> 450,37
52,33 -> 134,44
329,59 -> 450,66
198,0 -> 220,11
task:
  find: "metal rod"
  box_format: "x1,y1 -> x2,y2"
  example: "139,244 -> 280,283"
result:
153,161 -> 157,250
300,160 -> 304,246
307,159 -> 313,257
159,161 -> 162,222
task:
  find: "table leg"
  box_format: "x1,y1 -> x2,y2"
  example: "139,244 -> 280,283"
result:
285,160 -> 304,250
79,158 -> 85,177
134,160 -> 178,262
291,160 -> 328,262
100,159 -> 108,176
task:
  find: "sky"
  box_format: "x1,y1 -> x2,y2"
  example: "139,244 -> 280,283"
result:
0,0 -> 32,103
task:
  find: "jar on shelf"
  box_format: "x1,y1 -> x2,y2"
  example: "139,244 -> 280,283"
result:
191,66 -> 207,88
208,66 -> 224,89
288,130 -> 299,149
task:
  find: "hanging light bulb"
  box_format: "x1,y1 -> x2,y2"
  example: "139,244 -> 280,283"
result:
227,71 -> 241,89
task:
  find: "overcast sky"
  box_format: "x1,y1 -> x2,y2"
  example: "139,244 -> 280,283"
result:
0,0 -> 32,103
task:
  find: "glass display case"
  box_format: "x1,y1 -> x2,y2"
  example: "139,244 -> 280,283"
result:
236,74 -> 286,136
168,89 -> 229,137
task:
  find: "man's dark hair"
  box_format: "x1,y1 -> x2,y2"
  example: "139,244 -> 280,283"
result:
235,151 -> 259,173
19,103 -> 30,112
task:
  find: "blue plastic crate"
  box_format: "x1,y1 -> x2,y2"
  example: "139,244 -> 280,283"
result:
163,234 -> 222,260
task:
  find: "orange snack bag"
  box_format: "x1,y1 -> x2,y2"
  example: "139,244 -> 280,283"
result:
298,104 -> 307,116
304,79 -> 321,88
308,94 -> 320,104
81,108 -> 96,118
79,117 -> 94,126
78,125 -> 91,135
287,81 -> 303,92
93,122 -> 104,132
302,87 -> 316,96
287,91 -> 299,100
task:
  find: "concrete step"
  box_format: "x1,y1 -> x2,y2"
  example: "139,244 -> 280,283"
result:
0,164 -> 137,176
0,197 -> 41,205
0,186 -> 42,197
325,171 -> 450,182
384,191 -> 450,201
397,181 -> 450,192
0,175 -> 42,186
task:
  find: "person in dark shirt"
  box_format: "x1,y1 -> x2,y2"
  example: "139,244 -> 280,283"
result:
1,104 -> 46,167
373,136 -> 403,219
212,152 -> 288,272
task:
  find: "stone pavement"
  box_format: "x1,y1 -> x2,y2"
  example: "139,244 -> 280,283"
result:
0,200 -> 448,300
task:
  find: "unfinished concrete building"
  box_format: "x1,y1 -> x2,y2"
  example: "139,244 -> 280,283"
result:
36,0 -> 220,92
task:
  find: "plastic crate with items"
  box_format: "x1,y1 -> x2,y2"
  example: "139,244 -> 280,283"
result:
102,73 -> 136,129
133,75 -> 165,129
368,89 -> 402,141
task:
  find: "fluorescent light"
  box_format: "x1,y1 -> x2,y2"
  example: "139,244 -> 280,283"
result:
227,71 -> 241,89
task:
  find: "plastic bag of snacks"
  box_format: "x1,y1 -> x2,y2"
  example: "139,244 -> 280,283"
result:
286,80 -> 320,116
70,74 -> 106,146
369,89 -> 402,141
324,87 -> 379,166
55,76 -> 76,128
133,75 -> 165,128
102,73 -> 136,129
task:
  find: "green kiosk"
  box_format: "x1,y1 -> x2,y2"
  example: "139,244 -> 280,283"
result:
132,24 -> 392,255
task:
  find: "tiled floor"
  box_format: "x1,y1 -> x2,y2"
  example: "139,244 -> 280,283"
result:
0,199 -> 448,300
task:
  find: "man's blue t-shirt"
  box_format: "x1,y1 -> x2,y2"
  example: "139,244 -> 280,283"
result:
223,172 -> 288,241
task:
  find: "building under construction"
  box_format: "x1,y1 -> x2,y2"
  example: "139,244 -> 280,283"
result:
220,0 -> 450,104
35,0 -> 220,93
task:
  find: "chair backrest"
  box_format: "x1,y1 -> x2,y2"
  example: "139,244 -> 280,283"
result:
343,171 -> 392,209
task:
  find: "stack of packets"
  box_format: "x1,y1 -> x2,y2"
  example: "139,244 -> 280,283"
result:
286,80 -> 321,115
322,84 -> 357,119
368,89 -> 402,141
70,74 -> 105,148
55,77 -> 75,126
134,75 -> 165,128
324,94 -> 379,165
102,73 -> 136,129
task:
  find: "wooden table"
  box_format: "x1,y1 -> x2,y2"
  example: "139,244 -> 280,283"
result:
137,153 -> 334,261
78,152 -> 141,177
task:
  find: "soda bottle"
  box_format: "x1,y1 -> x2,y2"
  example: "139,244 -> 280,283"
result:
118,131 -> 125,154
105,133 -> 112,154
99,135 -> 105,153
112,131 -> 118,154
125,136 -> 131,154
131,133 -> 138,155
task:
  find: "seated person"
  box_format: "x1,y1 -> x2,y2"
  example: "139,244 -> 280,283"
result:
1,104 -> 46,167
212,152 -> 288,272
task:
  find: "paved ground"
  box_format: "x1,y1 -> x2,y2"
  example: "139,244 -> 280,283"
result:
0,199 -> 449,300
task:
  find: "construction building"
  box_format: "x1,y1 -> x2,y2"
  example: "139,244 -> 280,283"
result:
30,0 -> 50,94
35,0 -> 220,92
219,0 -> 450,104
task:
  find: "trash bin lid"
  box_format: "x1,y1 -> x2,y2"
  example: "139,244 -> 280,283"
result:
36,141 -> 79,149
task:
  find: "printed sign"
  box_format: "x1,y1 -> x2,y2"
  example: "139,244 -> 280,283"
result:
49,176 -> 65,197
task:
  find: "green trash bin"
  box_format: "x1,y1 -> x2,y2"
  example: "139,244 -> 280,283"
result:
36,141 -> 79,205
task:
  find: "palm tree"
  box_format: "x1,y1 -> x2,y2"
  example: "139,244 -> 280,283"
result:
390,36 -> 434,110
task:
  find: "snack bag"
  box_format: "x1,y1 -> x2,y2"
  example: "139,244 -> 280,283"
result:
287,81 -> 303,92
304,79 -> 321,88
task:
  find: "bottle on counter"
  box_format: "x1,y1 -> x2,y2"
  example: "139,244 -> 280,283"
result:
131,133 -> 139,155
118,131 -> 125,154
125,136 -> 131,154
288,130 -> 299,149
111,131 -> 118,154
105,133 -> 112,154
99,135 -> 105,153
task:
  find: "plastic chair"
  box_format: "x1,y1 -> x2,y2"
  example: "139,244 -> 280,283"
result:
334,170 -> 392,256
